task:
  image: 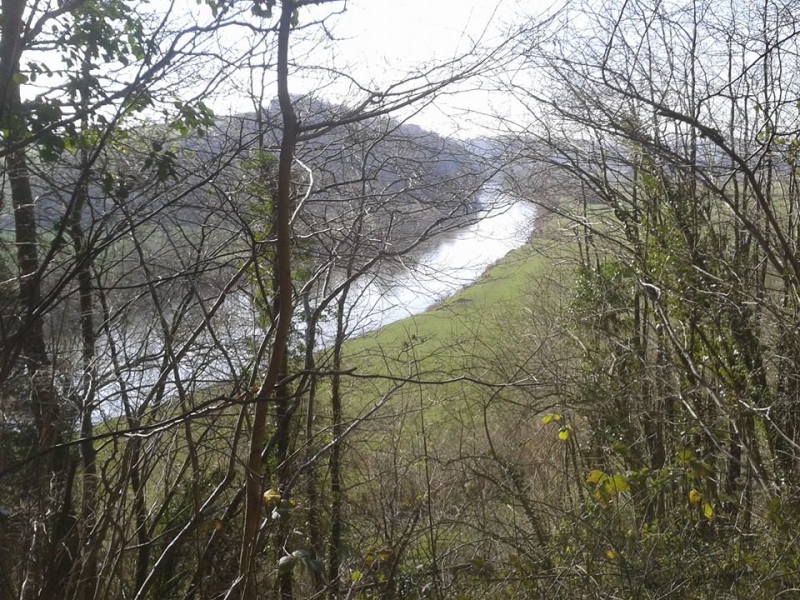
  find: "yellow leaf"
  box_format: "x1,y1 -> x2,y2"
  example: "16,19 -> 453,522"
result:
605,549 -> 617,561
703,502 -> 714,520
688,489 -> 702,504
558,428 -> 570,441
586,469 -> 604,485
262,488 -> 281,506
541,413 -> 562,425
351,571 -> 362,582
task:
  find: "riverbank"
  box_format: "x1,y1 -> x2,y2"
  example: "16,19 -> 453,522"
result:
338,207 -> 578,415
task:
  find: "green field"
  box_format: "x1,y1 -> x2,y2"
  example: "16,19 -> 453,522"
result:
348,221 -> 570,354
334,214 -> 580,450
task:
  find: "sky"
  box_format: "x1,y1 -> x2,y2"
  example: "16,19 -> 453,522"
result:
208,0 -> 557,138
16,0 -> 556,139
332,0 -> 517,72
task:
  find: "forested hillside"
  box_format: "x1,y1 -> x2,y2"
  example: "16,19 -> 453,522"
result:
2,1 -> 800,599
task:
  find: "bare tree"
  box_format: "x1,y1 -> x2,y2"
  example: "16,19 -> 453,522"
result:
482,0 -> 800,595
1,2 -> 515,599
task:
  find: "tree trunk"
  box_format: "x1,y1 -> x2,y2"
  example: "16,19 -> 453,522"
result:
327,284 -> 349,599
238,1 -> 298,597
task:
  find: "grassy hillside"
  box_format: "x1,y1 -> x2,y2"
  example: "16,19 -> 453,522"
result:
332,213 -> 581,473
343,215 -> 574,373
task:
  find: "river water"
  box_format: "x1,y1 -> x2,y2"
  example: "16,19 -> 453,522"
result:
322,191 -> 536,342
94,191 -> 535,415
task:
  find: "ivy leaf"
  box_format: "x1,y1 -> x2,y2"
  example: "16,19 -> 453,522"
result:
277,555 -> 297,574
38,134 -> 65,162
306,558 -> 324,574
593,472 -> 629,504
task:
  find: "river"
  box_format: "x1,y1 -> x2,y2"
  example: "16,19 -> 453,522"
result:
94,190 -> 536,415
320,191 -> 536,343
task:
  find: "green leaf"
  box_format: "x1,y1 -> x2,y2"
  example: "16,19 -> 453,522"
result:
12,72 -> 28,84
594,473 -> 629,504
306,558 -> 324,574
702,502 -> 714,520
156,152 -> 176,182
351,570 -> 362,582
676,448 -> 694,465
766,497 -> 785,529
251,0 -> 274,18
689,460 -> 712,480
611,442 -> 630,456
376,548 -> 393,561
102,172 -> 114,195
39,139 -> 64,162
609,474 -> 629,493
